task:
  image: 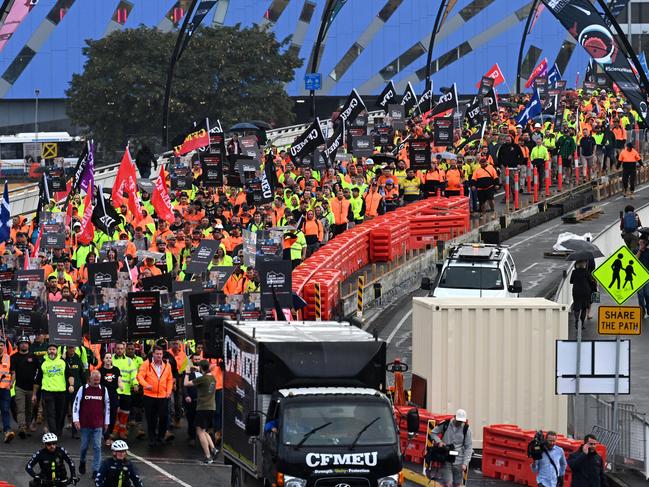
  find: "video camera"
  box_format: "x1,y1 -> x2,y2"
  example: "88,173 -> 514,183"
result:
527,430 -> 546,460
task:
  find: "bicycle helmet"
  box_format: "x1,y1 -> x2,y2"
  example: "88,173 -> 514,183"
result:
111,440 -> 129,452
42,432 -> 58,444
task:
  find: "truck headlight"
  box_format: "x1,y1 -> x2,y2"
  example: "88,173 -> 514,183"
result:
378,474 -> 400,487
284,475 -> 307,487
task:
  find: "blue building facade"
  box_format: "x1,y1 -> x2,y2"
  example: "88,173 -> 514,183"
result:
0,0 -> 612,100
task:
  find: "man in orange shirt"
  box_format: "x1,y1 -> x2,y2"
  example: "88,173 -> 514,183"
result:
618,142 -> 642,198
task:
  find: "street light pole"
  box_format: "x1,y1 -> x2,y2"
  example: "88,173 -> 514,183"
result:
310,0 -> 336,122
516,0 -> 540,94
34,88 -> 40,140
424,0 -> 449,108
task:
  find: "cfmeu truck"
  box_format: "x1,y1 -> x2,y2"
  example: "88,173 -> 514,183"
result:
222,320 -> 413,487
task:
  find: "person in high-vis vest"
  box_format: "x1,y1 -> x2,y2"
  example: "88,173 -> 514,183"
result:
401,168 -> 421,203
618,142 -> 642,197
125,343 -> 146,439
33,344 -> 75,437
111,342 -> 139,441
0,340 -> 14,443
364,181 -> 385,219
329,190 -> 352,238
136,345 -> 174,447
471,158 -> 499,214
301,210 -> 324,257
349,187 -> 365,225
444,160 -> 463,197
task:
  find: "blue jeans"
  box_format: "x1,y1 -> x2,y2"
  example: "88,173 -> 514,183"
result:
80,427 -> 103,472
0,389 -> 11,432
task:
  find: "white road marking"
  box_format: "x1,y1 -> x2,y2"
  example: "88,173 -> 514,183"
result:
521,262 -> 538,273
387,310 -> 413,344
509,222 -> 564,249
129,451 -> 193,487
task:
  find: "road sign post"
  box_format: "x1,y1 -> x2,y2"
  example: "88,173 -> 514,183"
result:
304,73 -> 322,91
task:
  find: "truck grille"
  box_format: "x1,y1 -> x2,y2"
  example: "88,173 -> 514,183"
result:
314,478 -> 370,487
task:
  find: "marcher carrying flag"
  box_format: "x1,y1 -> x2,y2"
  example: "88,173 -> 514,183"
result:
0,181 -> 9,242
515,90 -> 542,126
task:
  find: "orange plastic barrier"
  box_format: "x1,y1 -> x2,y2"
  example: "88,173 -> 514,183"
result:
394,405 -> 453,464
482,424 -> 607,487
293,196 -> 472,317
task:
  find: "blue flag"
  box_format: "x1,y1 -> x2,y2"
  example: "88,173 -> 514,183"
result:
547,64 -> 562,87
0,181 -> 9,242
515,91 -> 542,127
639,52 -> 649,79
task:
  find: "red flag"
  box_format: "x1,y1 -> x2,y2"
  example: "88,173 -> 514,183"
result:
421,109 -> 453,125
151,166 -> 175,224
112,148 -> 143,223
476,63 -> 505,88
525,58 -> 548,88
77,190 -> 94,245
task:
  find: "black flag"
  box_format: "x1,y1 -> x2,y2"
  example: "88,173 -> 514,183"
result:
177,1 -> 218,60
289,119 -> 325,163
483,86 -> 498,115
376,80 -> 397,113
323,124 -> 344,163
456,121 -> 486,152
428,83 -> 458,118
401,82 -> 418,117
62,142 -> 89,209
259,153 -> 277,204
412,88 -> 434,117
92,189 -> 120,236
338,88 -> 366,124
33,173 -> 50,228
464,96 -> 483,128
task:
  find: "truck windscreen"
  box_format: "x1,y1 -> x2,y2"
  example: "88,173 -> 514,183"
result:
438,266 -> 504,289
281,399 -> 397,447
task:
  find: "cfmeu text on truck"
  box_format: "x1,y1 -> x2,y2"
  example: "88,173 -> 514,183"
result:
222,320 -> 418,487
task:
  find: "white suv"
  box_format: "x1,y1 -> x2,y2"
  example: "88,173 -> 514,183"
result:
422,244 -> 522,298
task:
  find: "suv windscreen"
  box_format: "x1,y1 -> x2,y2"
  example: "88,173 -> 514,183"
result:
438,266 -> 504,290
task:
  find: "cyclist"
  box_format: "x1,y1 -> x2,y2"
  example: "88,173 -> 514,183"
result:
25,432 -> 79,486
95,440 -> 144,487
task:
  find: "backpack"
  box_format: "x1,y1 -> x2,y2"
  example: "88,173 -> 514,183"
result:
623,212 -> 638,233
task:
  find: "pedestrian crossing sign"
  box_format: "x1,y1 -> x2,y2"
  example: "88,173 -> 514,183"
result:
592,245 -> 649,305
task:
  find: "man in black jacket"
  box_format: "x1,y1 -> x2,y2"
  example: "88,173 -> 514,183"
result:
567,434 -> 608,487
497,136 -> 524,199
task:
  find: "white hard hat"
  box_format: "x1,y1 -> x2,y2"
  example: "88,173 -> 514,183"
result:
111,440 -> 129,452
455,409 -> 468,422
42,432 -> 58,444
365,158 -> 374,165
534,123 -> 541,128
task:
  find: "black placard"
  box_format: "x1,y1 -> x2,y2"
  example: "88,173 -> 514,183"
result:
141,273 -> 173,292
48,302 -> 82,346
258,259 -> 292,309
433,118 -> 453,147
409,139 -> 432,171
161,292 -> 186,340
41,232 -> 66,250
88,305 -> 126,344
88,262 -> 118,288
200,153 -> 224,187
186,291 -> 219,340
388,104 -> 405,130
185,239 -> 221,275
351,135 -> 373,157
127,291 -> 161,339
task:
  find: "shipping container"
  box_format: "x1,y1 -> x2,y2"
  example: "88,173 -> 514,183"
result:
412,297 -> 569,448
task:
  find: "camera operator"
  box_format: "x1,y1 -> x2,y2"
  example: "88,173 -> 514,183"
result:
567,434 -> 608,487
430,409 -> 474,487
530,431 -> 566,487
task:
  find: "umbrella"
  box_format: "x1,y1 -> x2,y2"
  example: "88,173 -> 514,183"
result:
246,120 -> 272,130
437,151 -> 457,160
369,154 -> 397,165
567,249 -> 602,261
561,239 -> 603,257
228,122 -> 260,132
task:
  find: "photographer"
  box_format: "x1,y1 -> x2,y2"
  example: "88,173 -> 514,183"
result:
430,409 -> 474,487
530,431 -> 566,487
567,434 -> 608,487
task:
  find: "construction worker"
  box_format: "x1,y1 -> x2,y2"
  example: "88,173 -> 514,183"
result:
301,210 -> 324,257
364,181 -> 385,218
111,342 -> 139,441
0,340 -> 14,443
349,187 -> 365,225
530,138 -> 550,189
444,160 -> 463,197
329,190 -> 352,238
471,158 -> 499,214
401,168 -> 421,203
422,160 -> 446,197
618,142 -> 642,198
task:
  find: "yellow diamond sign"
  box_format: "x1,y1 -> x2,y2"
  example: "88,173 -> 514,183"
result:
592,245 -> 649,305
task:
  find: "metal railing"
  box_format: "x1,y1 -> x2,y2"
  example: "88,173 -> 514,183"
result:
572,394 -> 648,478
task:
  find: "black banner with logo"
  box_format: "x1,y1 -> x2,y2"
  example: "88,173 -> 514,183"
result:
185,239 -> 221,275
48,302 -> 82,347
338,88 -> 366,124
465,97 -> 483,128
542,0 -> 647,125
429,84 -> 458,119
186,291 -> 219,340
388,104 -> 406,130
161,292 -> 186,340
409,139 -> 432,171
534,77 -> 548,101
258,259 -> 292,309
323,124 -> 343,163
401,82 -> 418,117
351,135 -> 373,157
88,262 -> 118,288
433,118 -> 454,146
141,273 -> 173,292
127,291 -> 161,339
478,76 -> 495,99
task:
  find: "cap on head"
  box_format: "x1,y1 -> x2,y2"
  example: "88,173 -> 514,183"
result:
455,409 -> 467,422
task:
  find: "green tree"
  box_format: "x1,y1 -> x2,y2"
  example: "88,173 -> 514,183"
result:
66,25 -> 302,153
